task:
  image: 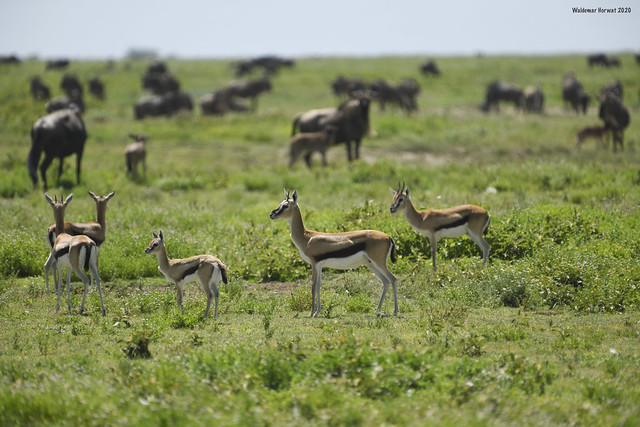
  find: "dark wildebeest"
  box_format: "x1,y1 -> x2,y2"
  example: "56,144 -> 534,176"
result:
599,93 -> 630,152
523,85 -> 545,113
134,92 -> 193,119
200,89 -> 249,116
369,78 -> 419,113
46,89 -> 84,113
30,76 -> 51,101
588,54 -> 610,67
142,72 -> 180,95
562,73 -> 590,114
601,80 -> 623,100
147,61 -> 168,74
46,59 -> 70,70
28,104 -> 87,189
224,77 -> 271,111
292,96 -> 372,162
88,77 -> 105,100
233,56 -> 294,77
420,59 -> 441,76
61,74 -> 83,96
480,81 -> 524,112
331,76 -> 367,99
0,55 -> 20,64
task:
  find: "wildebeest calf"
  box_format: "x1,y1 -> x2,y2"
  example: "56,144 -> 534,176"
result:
289,126 -> 337,168
125,133 -> 148,183
575,125 -> 608,150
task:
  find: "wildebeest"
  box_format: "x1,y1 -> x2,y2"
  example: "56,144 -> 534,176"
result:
233,56 -> 294,77
30,76 -> 51,101
28,104 -> 87,189
369,78 -> 420,113
480,80 -> 524,112
146,61 -> 168,74
46,59 -> 70,70
61,74 -> 83,96
331,75 -> 367,99
224,77 -> 271,111
46,89 -> 84,113
420,59 -> 441,76
88,77 -> 105,100
562,73 -> 590,114
1,55 -> 20,64
292,96 -> 372,162
200,89 -> 249,116
289,126 -> 337,168
142,72 -> 180,95
599,93 -> 630,152
523,85 -> 544,113
601,80 -> 623,100
134,92 -> 193,119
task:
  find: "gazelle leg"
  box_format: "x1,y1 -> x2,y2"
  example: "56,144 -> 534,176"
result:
467,231 -> 491,267
176,283 -> 184,314
429,234 -> 438,272
369,260 -> 399,316
66,267 -> 73,314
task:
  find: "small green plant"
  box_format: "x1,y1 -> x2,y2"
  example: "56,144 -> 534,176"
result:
122,329 -> 153,359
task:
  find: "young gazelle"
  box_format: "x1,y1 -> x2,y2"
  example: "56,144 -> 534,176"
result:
144,231 -> 228,320
125,133 -> 148,183
44,193 -> 106,316
270,190 -> 398,317
389,183 -> 490,272
45,190 -> 115,292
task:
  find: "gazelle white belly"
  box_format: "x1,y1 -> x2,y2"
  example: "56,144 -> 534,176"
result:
318,252 -> 368,270
434,225 -> 468,239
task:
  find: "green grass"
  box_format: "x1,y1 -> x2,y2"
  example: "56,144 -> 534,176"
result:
0,54 -> 639,425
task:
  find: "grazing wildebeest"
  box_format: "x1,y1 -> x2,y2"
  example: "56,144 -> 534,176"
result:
142,72 -> 180,95
134,92 -> 193,119
233,56 -> 294,77
599,93 -> 630,152
369,78 -> 419,113
28,104 -> 87,189
0,55 -> 20,64
200,89 -> 249,116
420,59 -> 441,76
88,77 -> 105,100
331,75 -> 367,99
588,54 -> 610,67
480,81 -> 524,112
562,73 -> 590,114
292,96 -> 372,162
46,89 -> 84,113
61,74 -> 83,96
30,76 -> 51,101
523,85 -> 544,113
224,77 -> 271,111
46,59 -> 70,70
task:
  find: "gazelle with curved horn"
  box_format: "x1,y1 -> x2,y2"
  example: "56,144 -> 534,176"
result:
270,190 -> 398,317
144,230 -> 228,320
389,182 -> 490,272
44,193 -> 106,316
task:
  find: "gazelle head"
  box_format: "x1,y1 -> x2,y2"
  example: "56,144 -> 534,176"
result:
144,231 -> 165,254
389,182 -> 410,214
45,193 -> 73,215
88,190 -> 116,205
270,189 -> 298,220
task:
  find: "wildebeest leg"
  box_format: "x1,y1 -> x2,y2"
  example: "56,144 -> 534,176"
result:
354,138 -> 361,160
346,141 -> 353,162
75,150 -> 83,185
39,153 -> 55,190
57,157 -> 64,186
304,153 -> 312,168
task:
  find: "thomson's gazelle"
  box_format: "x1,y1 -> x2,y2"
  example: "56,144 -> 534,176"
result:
44,193 -> 105,316
144,231 -> 228,320
270,190 -> 398,317
390,183 -> 490,272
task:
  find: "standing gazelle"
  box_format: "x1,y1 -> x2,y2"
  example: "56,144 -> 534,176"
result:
270,190 -> 398,317
45,190 -> 115,292
44,193 -> 106,316
125,133 -> 147,183
144,231 -> 228,320
389,183 -> 490,272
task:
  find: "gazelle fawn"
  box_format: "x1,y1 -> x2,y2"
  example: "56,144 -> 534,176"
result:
270,190 -> 398,317
389,183 -> 490,272
144,230 -> 228,320
44,193 -> 106,316
125,133 -> 148,183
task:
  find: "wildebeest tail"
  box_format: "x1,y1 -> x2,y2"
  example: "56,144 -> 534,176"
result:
27,126 -> 43,184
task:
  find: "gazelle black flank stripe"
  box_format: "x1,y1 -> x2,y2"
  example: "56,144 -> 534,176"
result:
435,215 -> 469,231
315,242 -> 367,262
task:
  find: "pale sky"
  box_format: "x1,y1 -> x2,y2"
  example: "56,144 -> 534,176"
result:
1,0 -> 638,59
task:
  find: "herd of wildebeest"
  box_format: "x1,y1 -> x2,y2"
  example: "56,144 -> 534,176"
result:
0,52 -> 632,189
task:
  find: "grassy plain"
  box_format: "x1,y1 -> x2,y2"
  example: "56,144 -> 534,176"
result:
0,54 -> 639,425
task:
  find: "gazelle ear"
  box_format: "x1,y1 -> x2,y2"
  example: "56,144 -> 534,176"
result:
88,190 -> 97,200
64,193 -> 74,206
106,191 -> 116,200
45,193 -> 54,206
159,230 -> 164,241
390,187 -> 398,195
152,231 -> 158,239
284,188 -> 289,200
292,190 -> 298,203
405,186 -> 410,196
